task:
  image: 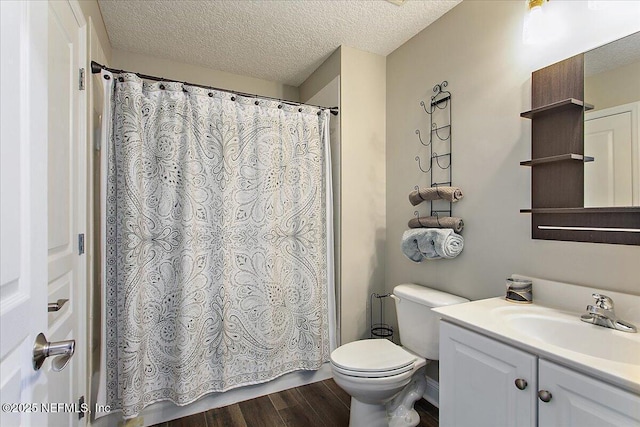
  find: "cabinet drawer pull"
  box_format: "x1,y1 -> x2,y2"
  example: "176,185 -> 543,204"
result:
514,378 -> 528,390
538,390 -> 552,402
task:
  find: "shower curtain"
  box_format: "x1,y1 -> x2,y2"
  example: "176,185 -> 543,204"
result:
97,71 -> 335,418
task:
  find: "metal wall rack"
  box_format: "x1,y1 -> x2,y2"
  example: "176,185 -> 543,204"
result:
414,81 -> 453,222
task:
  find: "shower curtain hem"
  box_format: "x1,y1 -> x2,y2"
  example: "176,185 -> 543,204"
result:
117,364 -> 327,420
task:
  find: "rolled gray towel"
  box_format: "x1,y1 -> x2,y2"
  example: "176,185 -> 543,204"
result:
409,186 -> 463,206
408,216 -> 464,233
401,229 -> 464,262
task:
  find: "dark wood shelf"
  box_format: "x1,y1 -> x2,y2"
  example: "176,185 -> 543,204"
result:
520,153 -> 594,166
520,98 -> 594,119
520,207 -> 640,214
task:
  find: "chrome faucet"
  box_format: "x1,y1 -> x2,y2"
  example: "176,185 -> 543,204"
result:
580,293 -> 637,333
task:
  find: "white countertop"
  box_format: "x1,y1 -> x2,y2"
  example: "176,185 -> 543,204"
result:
433,296 -> 640,394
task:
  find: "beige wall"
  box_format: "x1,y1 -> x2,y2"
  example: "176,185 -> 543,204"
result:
111,50 -> 299,102
340,46 -> 387,343
300,46 -> 387,344
386,0 -> 639,383
386,0 -> 640,315
586,60 -> 640,111
299,48 -> 342,103
78,0 -> 112,63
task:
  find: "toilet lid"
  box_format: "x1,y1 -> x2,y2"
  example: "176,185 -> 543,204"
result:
330,339 -> 416,374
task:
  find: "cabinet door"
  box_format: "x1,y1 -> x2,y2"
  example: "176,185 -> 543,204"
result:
538,359 -> 640,427
440,321 -> 537,427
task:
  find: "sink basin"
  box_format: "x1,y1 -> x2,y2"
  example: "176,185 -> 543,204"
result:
433,285 -> 640,394
493,307 -> 640,365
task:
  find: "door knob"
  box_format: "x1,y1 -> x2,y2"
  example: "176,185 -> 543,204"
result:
514,378 -> 528,390
48,298 -> 68,312
538,390 -> 553,402
33,333 -> 75,372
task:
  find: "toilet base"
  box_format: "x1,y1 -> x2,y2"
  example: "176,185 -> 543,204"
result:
349,399 -> 388,427
346,366 -> 428,427
388,366 -> 427,427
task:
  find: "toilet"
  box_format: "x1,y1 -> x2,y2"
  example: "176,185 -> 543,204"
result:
330,284 -> 469,427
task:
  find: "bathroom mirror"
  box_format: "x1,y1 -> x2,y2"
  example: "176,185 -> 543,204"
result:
524,31 -> 640,246
583,31 -> 640,208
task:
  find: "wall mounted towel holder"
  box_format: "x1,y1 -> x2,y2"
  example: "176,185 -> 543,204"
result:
415,81 -> 453,219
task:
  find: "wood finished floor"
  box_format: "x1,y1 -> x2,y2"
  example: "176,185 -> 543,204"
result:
152,379 -> 439,427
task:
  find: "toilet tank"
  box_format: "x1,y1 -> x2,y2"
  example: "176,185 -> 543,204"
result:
393,284 -> 469,360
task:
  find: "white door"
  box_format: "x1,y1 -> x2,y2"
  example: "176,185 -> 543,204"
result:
585,103 -> 639,207
1,1 -> 50,427
0,1 -> 87,426
47,0 -> 87,426
439,322 -> 538,427
538,359 -> 640,427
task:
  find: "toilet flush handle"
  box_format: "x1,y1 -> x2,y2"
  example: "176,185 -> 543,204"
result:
390,294 -> 400,302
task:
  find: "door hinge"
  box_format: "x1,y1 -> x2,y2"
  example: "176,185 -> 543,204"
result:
78,396 -> 85,420
79,68 -> 85,91
78,233 -> 85,255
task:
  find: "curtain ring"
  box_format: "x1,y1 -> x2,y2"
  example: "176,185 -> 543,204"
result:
231,96 -> 236,101
208,92 -> 214,97
104,75 -> 111,80
278,104 -> 283,109
254,100 -> 259,105
298,108 -> 303,112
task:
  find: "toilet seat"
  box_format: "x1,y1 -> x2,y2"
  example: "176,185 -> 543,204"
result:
330,339 -> 416,378
331,362 -> 415,378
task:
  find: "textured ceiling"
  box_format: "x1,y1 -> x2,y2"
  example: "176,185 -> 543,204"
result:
585,31 -> 640,76
98,0 -> 461,86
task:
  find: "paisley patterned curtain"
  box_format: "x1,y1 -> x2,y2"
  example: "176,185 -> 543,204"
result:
100,72 -> 333,418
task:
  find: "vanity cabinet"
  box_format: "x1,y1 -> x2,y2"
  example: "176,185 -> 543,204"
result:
439,321 -> 537,427
440,321 -> 640,427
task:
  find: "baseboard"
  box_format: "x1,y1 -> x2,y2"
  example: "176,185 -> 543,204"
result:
423,376 -> 439,408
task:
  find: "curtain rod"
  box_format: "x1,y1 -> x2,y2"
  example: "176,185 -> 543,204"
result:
90,61 -> 339,116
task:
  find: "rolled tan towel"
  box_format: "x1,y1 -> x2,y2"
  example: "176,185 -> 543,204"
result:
408,216 -> 464,233
409,186 -> 463,206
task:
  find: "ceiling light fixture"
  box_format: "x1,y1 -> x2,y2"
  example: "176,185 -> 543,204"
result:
523,0 -> 562,45
587,1 -> 610,11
